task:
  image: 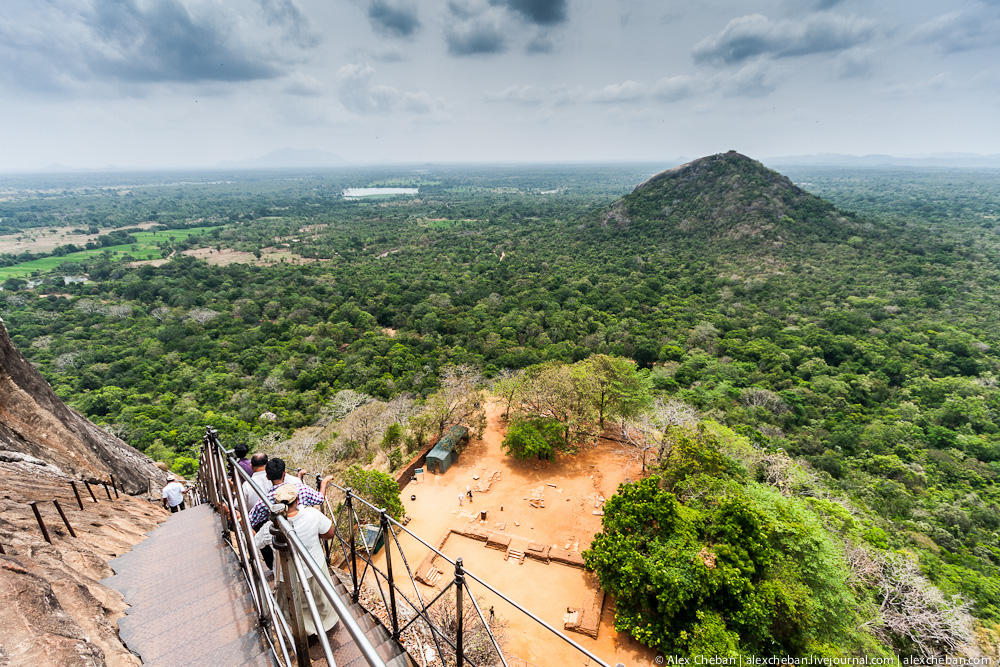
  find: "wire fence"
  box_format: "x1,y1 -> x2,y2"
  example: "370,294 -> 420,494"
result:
199,426 -> 612,667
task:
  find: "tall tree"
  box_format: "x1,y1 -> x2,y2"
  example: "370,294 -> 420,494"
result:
576,354 -> 653,430
410,364 -> 486,445
490,368 -> 525,420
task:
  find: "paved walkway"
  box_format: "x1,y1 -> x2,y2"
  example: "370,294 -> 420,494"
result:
102,504 -> 276,667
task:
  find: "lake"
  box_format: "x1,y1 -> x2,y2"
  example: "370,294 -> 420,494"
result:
343,187 -> 418,199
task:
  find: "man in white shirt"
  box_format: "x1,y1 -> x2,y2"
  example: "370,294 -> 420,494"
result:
162,476 -> 186,513
242,452 -> 272,511
273,483 -> 339,635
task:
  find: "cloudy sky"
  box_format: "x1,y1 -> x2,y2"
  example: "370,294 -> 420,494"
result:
2,0 -> 998,170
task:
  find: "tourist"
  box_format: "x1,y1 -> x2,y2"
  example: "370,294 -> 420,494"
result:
242,453 -> 271,511
162,476 -> 186,513
273,484 -> 340,635
234,444 -> 253,477
458,493 -> 463,506
249,458 -> 333,531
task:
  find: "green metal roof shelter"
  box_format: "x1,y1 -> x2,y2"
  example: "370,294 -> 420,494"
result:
426,424 -> 469,475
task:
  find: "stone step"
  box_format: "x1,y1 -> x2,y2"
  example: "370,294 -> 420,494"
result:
106,502 -> 268,667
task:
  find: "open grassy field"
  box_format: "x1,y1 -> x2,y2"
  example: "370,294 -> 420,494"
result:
0,226 -> 215,279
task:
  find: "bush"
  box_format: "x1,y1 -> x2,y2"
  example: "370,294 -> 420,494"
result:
500,417 -> 562,460
171,456 -> 198,478
341,465 -> 404,525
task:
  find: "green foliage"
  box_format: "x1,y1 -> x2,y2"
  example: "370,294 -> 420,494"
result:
576,353 -> 653,428
171,456 -> 198,477
381,422 -> 403,450
500,417 -> 562,460
5,161 -> 1000,631
660,424 -> 745,492
342,465 -> 404,523
586,463 -> 870,657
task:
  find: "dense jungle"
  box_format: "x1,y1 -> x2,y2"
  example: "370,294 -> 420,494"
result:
2,153 -> 1000,659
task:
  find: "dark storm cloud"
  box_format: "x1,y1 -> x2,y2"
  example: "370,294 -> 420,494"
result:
444,7 -> 507,56
693,13 -> 878,66
444,0 -> 567,57
446,25 -> 508,55
0,0 -> 300,92
88,0 -> 278,82
367,0 -> 421,38
490,0 -> 568,26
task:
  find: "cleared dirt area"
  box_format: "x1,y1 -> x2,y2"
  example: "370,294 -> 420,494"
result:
129,247 -> 332,268
182,247 -> 330,267
371,404 -> 656,667
0,221 -> 168,255
0,228 -> 101,254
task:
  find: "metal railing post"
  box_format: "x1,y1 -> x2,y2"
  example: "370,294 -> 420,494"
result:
346,488 -> 359,602
109,474 -> 120,497
53,500 -> 76,538
203,434 -> 217,509
316,474 -> 332,565
29,502 -> 51,544
103,482 -> 113,501
204,434 -> 216,507
70,482 -> 84,510
380,509 -> 400,640
271,510 -> 311,666
84,481 -> 98,503
205,428 -> 231,541
455,557 -> 465,667
223,446 -> 259,612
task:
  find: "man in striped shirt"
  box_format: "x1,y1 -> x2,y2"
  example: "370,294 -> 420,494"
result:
249,458 -> 334,531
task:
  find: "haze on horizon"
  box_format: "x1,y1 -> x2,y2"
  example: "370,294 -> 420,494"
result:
1,0 -> 997,172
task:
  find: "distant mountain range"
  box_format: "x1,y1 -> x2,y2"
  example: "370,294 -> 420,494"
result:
764,153 -> 1000,168
215,148 -> 347,169
11,150 -> 1000,175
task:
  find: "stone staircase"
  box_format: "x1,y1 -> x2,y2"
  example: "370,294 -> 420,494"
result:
102,504 -> 275,667
505,547 -> 526,564
311,574 -> 412,667
102,502 -> 413,667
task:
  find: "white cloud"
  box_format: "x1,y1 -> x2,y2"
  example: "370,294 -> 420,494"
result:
586,80 -> 647,104
336,63 -> 439,114
716,62 -> 783,98
652,75 -> 699,102
693,12 -> 879,65
912,5 -> 1000,53
282,72 -> 324,96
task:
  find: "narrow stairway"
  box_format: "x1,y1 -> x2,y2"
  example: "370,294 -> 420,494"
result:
309,571 -> 413,667
102,504 -> 276,667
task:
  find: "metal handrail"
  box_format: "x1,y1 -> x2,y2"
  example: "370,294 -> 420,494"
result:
203,426 -> 612,667
308,474 -> 609,667
199,428 -> 388,667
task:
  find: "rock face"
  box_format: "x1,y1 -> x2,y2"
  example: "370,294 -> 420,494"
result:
0,317 -> 163,493
0,317 -> 174,664
0,459 -> 168,667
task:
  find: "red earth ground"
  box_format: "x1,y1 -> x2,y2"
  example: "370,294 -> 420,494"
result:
370,404 -> 657,667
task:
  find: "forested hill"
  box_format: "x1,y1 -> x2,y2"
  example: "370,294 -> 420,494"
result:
613,150 -> 856,245
2,158 -> 1000,654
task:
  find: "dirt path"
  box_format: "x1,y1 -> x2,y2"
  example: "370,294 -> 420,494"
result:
371,403 -> 656,666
